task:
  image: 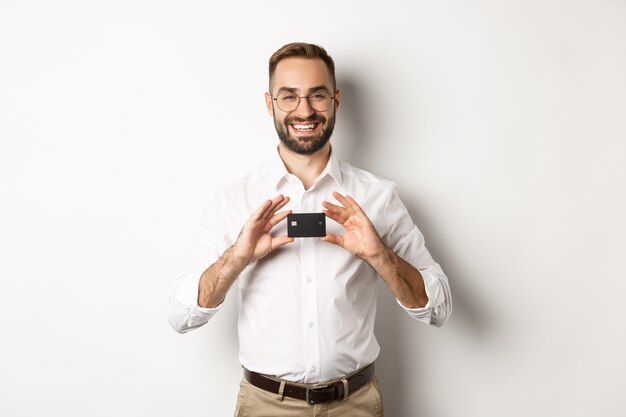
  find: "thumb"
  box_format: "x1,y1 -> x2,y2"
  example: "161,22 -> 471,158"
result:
321,234 -> 344,247
271,235 -> 295,250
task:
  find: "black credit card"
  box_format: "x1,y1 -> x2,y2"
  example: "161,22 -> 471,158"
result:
287,213 -> 326,238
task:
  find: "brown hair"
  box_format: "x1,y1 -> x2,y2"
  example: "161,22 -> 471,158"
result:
268,42 -> 336,91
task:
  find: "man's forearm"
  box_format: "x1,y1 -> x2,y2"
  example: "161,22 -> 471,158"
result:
196,195 -> 293,309
367,246 -> 429,309
197,246 -> 247,308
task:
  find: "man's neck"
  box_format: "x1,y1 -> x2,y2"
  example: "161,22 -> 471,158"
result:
278,143 -> 331,190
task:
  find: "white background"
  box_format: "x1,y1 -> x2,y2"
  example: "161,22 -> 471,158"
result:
1,1 -> 625,416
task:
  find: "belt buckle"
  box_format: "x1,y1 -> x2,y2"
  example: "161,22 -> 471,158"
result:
305,385 -> 328,405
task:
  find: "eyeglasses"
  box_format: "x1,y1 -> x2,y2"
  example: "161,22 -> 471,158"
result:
271,91 -> 335,112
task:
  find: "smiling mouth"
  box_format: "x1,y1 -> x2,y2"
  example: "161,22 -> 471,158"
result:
290,122 -> 320,133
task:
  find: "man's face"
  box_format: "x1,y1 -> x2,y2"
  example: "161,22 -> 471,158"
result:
265,58 -> 340,155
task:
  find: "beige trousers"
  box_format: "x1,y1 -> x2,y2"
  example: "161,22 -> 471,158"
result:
233,377 -> 384,417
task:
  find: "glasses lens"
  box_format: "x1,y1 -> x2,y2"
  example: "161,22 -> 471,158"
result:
309,92 -> 332,111
276,92 -> 299,112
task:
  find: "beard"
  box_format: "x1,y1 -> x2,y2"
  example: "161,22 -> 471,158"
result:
274,112 -> 335,155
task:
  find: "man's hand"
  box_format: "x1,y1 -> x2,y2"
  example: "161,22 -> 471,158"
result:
322,191 -> 429,308
232,194 -> 294,266
198,195 -> 293,308
321,191 -> 385,261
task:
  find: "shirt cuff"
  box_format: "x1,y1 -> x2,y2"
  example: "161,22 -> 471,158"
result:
173,271 -> 223,329
187,271 -> 224,322
396,297 -> 431,322
187,302 -> 222,327
395,268 -> 440,324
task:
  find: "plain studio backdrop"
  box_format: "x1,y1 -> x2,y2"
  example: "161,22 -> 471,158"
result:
1,1 -> 625,416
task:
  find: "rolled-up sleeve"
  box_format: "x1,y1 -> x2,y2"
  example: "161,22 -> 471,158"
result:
168,272 -> 223,334
168,196 -> 231,333
382,185 -> 452,326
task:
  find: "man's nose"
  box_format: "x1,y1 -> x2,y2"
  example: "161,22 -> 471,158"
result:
294,97 -> 315,117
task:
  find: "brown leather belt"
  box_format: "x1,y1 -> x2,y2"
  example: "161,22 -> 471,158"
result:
243,363 -> 375,405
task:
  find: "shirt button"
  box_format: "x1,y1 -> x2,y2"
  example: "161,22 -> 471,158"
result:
308,321 -> 314,328
305,276 -> 312,283
310,367 -> 316,373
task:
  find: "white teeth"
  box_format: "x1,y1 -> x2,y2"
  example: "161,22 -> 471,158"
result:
293,124 -> 316,131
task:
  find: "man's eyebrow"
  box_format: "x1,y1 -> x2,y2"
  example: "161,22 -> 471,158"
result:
277,87 -> 298,94
276,85 -> 331,94
308,85 -> 331,93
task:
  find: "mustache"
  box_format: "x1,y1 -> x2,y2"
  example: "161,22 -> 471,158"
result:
285,114 -> 325,124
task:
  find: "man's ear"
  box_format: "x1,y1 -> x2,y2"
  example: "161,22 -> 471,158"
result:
334,88 -> 341,113
265,92 -> 274,116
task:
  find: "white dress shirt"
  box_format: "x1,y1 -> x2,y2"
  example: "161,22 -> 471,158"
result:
168,148 -> 452,383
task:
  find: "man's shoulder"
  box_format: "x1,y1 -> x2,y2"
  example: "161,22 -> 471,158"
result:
207,159 -> 277,199
337,159 -> 398,191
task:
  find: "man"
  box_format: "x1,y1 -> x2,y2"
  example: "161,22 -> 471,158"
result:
169,42 -> 452,417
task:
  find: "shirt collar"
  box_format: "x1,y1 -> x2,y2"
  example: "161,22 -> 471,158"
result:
268,145 -> 344,190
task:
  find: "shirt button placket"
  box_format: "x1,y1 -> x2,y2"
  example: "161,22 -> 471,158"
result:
300,190 -> 320,382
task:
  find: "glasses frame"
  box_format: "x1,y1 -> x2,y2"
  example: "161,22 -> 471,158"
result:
271,91 -> 337,113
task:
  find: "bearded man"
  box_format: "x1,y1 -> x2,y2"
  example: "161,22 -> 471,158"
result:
169,42 -> 452,417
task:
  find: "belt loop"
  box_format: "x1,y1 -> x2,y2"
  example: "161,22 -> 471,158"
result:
341,377 -> 349,400
276,380 -> 286,401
